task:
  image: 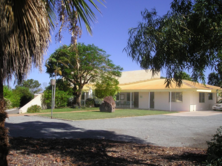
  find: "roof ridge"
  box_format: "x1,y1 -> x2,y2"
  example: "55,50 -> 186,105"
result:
119,78 -> 161,86
182,80 -> 197,88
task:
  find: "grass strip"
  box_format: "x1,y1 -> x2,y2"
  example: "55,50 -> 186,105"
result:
39,109 -> 175,120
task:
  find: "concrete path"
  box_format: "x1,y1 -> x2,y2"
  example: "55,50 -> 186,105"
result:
5,111 -> 222,149
6,108 -> 19,114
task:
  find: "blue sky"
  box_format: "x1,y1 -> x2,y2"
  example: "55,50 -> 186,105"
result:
8,0 -> 212,89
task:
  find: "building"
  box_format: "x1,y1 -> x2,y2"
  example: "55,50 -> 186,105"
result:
84,70 -> 221,112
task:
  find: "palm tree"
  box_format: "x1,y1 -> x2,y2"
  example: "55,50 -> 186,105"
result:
0,1 -> 51,165
0,0 -> 104,165
56,0 -> 105,72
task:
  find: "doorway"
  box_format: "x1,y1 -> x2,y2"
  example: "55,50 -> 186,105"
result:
134,92 -> 139,108
150,92 -> 154,109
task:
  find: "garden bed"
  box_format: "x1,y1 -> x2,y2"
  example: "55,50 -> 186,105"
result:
8,137 -> 206,166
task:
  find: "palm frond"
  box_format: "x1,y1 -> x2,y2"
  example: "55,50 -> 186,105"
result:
0,0 -> 51,83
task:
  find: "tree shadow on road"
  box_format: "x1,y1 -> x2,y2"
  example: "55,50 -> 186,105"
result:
5,120 -> 207,165
6,120 -> 154,165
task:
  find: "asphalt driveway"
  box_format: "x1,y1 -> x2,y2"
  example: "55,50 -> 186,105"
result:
5,111 -> 222,149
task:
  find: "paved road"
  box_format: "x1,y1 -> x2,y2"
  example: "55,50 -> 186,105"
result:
5,111 -> 222,148
6,108 -> 19,114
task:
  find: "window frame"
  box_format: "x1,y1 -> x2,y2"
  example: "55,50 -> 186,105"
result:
208,93 -> 213,100
169,92 -> 183,102
199,92 -> 205,103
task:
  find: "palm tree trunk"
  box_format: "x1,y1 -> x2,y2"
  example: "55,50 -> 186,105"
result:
0,65 -> 9,166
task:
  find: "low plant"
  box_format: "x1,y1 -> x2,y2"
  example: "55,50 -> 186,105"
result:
85,98 -> 94,107
4,98 -> 12,109
206,126 -> 222,166
27,105 -> 41,113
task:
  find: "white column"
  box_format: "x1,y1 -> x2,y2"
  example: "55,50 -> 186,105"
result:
84,92 -> 86,106
130,92 -> 132,108
119,93 -> 121,107
89,87 -> 92,98
170,91 -> 172,111
148,92 -> 150,109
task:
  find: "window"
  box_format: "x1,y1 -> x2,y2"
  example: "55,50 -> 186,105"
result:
81,92 -> 89,100
169,92 -> 182,102
199,93 -> 205,103
208,93 -> 213,100
120,94 -> 125,100
116,93 -> 119,100
127,93 -> 130,101
81,93 -> 85,100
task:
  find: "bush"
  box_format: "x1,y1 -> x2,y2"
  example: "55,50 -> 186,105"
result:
206,126 -> 222,165
4,98 -> 12,109
85,98 -> 94,107
4,86 -> 20,107
27,105 -> 41,113
42,89 -> 71,108
94,98 -> 103,107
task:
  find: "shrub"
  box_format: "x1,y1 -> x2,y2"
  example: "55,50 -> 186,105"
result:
27,105 -> 41,113
4,86 -> 20,107
4,98 -> 12,109
85,98 -> 94,107
94,98 -> 103,107
42,89 -> 71,108
206,126 -> 222,165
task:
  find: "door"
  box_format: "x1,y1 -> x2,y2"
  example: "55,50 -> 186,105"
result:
134,92 -> 139,108
150,92 -> 154,109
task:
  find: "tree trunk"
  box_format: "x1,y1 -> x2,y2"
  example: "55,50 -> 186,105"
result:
74,91 -> 81,108
73,89 -> 82,108
72,85 -> 77,106
0,68 -> 9,165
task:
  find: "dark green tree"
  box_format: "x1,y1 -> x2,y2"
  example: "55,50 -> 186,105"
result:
208,73 -> 221,87
46,43 -> 123,107
18,79 -> 42,94
175,72 -> 192,81
46,79 -> 72,94
13,87 -> 34,107
125,0 -> 222,87
208,53 -> 222,87
95,75 -> 120,99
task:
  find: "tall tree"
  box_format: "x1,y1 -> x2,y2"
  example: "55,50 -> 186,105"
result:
46,43 -> 123,107
208,54 -> 222,87
0,1 -> 51,165
175,72 -> 192,81
125,0 -> 222,87
0,0 -> 104,165
17,79 -> 42,94
95,75 -> 120,99
208,73 -> 222,87
45,56 -> 69,109
46,79 -> 72,94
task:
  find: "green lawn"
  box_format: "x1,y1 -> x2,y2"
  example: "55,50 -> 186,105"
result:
39,109 -> 175,120
34,107 -> 99,113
